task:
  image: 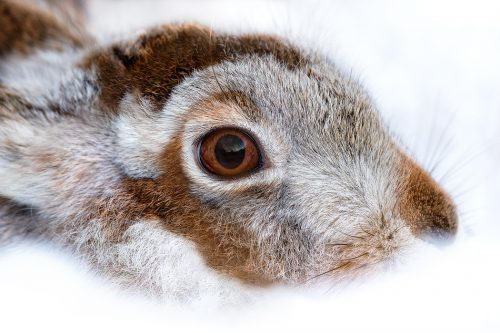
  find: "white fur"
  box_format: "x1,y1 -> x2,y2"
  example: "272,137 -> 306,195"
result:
176,70 -> 289,196
173,57 -> 403,245
1,5 -> 426,294
1,0 -> 499,331
113,94 -> 176,178
0,104 -> 254,302
70,218 -> 258,304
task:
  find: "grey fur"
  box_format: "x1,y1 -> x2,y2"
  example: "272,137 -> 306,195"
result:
0,1 -> 456,301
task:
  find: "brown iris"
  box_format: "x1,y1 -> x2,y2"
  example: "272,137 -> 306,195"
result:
199,128 -> 260,177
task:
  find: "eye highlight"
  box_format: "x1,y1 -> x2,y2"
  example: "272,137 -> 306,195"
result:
198,128 -> 261,177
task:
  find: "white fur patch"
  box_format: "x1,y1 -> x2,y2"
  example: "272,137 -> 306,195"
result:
73,219 -> 259,304
112,94 -> 180,178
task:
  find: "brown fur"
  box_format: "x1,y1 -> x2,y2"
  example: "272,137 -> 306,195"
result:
82,23 -> 307,112
398,155 -> 458,241
0,0 -> 87,56
127,137 -> 272,285
0,1 -> 459,291
61,136 -> 272,285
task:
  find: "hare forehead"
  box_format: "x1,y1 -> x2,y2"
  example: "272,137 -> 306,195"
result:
172,56 -> 383,147
180,57 -> 394,167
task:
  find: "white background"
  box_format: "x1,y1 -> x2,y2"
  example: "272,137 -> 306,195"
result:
1,1 -> 499,331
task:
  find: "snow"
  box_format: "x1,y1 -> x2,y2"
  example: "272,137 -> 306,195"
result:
1,0 -> 499,331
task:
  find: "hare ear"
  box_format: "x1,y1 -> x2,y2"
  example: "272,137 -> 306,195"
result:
112,93 -> 179,179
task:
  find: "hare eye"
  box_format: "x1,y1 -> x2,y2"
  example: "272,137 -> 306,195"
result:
199,128 -> 261,177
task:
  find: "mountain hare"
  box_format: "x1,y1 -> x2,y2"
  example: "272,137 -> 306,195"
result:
0,0 -> 457,301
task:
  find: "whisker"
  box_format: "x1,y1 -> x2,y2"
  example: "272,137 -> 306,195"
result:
359,226 -> 374,236
437,148 -> 485,185
422,109 -> 456,173
305,252 -> 369,283
391,224 -> 406,234
351,258 -> 386,274
304,262 -> 351,283
343,252 -> 369,261
326,243 -> 353,247
336,230 -> 365,240
428,116 -> 456,172
428,136 -> 454,175
324,257 -> 387,295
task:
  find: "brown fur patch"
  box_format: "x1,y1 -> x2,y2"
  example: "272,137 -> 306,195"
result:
82,23 -> 307,112
63,134 -> 271,285
120,136 -> 272,285
398,155 -> 458,241
0,0 -> 86,56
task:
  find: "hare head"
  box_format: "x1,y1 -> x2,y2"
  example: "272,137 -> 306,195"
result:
0,7 -> 457,299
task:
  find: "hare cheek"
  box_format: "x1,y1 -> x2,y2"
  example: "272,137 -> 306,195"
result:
68,219 -> 251,302
93,219 -> 255,301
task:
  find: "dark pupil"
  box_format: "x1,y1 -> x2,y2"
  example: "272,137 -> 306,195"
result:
214,134 -> 246,169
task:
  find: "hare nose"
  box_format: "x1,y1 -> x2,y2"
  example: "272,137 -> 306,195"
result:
398,158 -> 459,246
419,202 -> 458,246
